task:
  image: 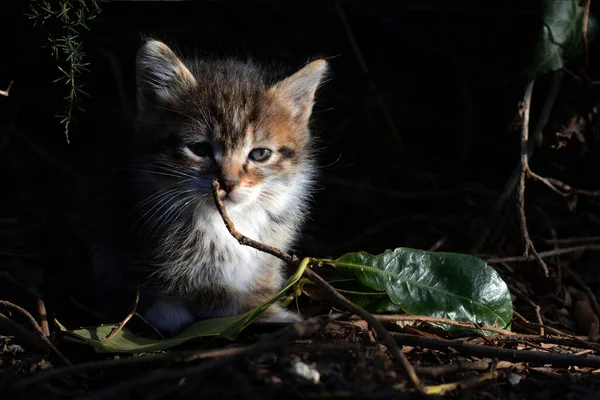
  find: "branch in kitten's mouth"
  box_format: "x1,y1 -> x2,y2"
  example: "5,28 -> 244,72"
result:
210,179 -> 424,391
211,179 -> 299,265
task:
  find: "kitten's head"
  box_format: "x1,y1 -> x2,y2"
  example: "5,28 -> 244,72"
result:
133,40 -> 327,215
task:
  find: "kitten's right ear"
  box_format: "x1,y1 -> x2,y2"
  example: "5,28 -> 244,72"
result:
136,40 -> 197,110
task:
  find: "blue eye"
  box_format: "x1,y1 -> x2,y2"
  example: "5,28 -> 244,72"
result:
188,142 -> 214,159
248,148 -> 272,162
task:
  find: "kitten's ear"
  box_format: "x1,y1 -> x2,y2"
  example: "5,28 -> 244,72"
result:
136,40 -> 197,110
270,59 -> 328,124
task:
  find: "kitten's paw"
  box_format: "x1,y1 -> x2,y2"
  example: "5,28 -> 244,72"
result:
259,306 -> 302,324
143,297 -> 195,336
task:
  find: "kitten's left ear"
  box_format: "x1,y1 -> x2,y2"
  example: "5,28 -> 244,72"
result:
270,59 -> 328,124
136,40 -> 197,110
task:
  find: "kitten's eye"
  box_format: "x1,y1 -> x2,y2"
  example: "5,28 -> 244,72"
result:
187,142 -> 214,159
248,148 -> 272,162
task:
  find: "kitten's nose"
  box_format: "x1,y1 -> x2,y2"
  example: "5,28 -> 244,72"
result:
218,177 -> 239,195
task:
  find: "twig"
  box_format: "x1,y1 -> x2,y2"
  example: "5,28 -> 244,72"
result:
491,333 -> 600,351
304,267 -> 423,389
518,79 -> 549,277
515,321 -> 597,350
211,180 -> 297,264
101,287 -> 140,341
0,80 -> 13,97
542,236 -> 600,245
0,272 -> 50,336
14,345 -> 249,390
0,300 -> 71,365
80,318 -> 325,400
392,332 -> 600,368
536,208 -> 563,293
565,266 -> 600,323
508,284 -> 544,335
583,0 -> 591,70
351,314 -> 514,336
0,313 -> 49,354
528,170 -> 600,197
210,180 -> 423,391
415,360 -> 516,377
35,296 -> 50,337
485,244 -> 600,264
14,323 -> 361,391
472,71 -> 562,253
422,370 -> 505,396
334,0 -> 404,148
427,237 -> 447,252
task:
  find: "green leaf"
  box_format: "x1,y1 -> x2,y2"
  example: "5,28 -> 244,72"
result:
533,0 -> 599,76
321,248 -> 513,332
60,258 -> 309,353
328,279 -> 403,314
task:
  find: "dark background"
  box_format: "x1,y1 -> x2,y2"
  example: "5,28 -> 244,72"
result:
1,1 -> 599,322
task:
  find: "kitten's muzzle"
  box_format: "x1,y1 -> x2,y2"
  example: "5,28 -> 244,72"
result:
217,177 -> 240,198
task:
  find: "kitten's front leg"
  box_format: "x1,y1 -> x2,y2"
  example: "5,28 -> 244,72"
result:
259,303 -> 303,323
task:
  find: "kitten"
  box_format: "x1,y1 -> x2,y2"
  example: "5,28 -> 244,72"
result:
70,40 -> 328,336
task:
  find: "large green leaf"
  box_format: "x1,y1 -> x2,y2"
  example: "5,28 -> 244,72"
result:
327,279 -> 403,314
60,258 -> 309,353
320,248 -> 513,332
533,0 -> 598,76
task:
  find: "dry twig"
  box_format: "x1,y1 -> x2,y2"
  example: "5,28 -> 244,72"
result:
352,314 -> 514,336
0,313 -> 49,354
101,287 -> 140,341
508,283 -> 544,335
472,71 -> 562,253
392,332 -> 600,368
583,0 -> 592,70
485,244 -> 600,264
517,80 -> 549,277
0,80 -> 13,97
80,317 -> 326,400
565,266 -> 600,323
210,179 -> 423,391
0,272 -> 50,336
0,300 -> 71,365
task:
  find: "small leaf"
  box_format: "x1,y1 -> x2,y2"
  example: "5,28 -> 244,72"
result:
532,0 -> 599,76
60,258 -> 309,353
321,248 -> 513,332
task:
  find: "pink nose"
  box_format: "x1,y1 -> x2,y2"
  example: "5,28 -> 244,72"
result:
219,178 -> 239,194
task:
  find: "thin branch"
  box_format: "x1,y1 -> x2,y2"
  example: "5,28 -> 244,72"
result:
304,267 -> 423,389
392,332 -> 600,368
415,360 -> 516,377
211,180 -> 297,264
0,80 -> 13,97
352,314 -> 514,336
565,266 -> 600,323
334,0 -> 404,148
0,300 -> 71,365
0,313 -> 49,354
490,333 -> 600,351
518,79 -> 549,277
211,180 -> 423,391
508,283 -> 544,335
485,244 -> 600,264
471,70 -> 562,253
0,272 -> 50,336
14,345 -> 249,390
80,317 -> 326,400
102,287 -> 140,341
583,0 -> 591,70
542,236 -> 600,245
